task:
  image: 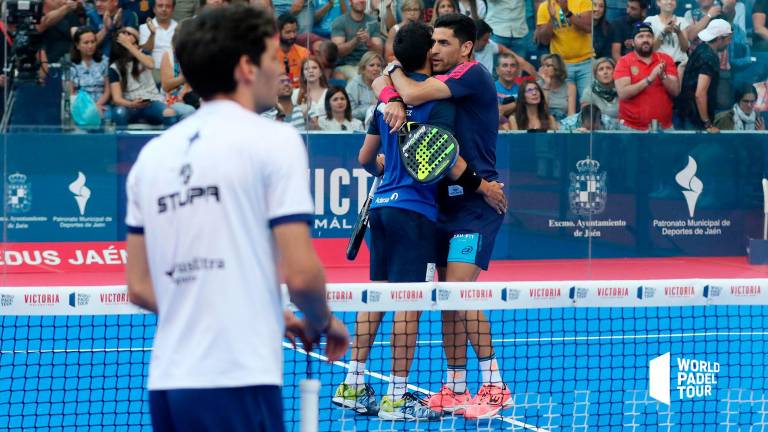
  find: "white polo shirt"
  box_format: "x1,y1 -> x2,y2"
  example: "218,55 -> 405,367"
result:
139,19 -> 178,70
126,100 -> 314,390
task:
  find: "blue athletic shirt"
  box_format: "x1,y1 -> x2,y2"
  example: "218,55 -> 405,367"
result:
435,61 -> 499,182
368,72 -> 455,222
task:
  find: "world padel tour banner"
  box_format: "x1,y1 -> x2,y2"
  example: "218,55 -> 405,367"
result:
1,132 -> 767,273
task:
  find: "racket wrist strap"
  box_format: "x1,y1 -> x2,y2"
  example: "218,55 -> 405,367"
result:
379,85 -> 402,104
457,165 -> 482,192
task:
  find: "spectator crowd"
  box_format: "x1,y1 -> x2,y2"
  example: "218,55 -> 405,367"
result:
26,0 -> 768,131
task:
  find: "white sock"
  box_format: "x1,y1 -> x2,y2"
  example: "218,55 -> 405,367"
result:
479,356 -> 503,386
446,366 -> 467,394
387,375 -> 408,400
344,361 -> 366,388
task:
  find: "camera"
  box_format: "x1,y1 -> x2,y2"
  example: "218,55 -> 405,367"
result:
3,0 -> 44,82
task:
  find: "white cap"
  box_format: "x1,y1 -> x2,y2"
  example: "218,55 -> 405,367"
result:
698,18 -> 732,42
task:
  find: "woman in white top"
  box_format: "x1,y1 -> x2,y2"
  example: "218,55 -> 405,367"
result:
292,56 -> 328,129
645,0 -> 690,69
385,0 -> 424,61
160,28 -> 196,119
318,86 -> 364,131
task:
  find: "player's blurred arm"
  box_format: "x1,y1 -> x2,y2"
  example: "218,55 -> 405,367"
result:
126,233 -> 157,313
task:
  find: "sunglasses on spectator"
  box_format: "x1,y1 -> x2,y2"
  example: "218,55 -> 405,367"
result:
279,78 -> 292,84
526,87 -> 540,94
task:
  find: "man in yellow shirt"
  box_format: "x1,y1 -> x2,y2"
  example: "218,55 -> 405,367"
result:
534,0 -> 593,98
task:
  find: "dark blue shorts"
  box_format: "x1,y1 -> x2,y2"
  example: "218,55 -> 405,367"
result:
149,385 -> 284,432
436,197 -> 504,271
369,207 -> 437,282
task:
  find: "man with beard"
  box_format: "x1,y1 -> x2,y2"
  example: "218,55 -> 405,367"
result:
677,19 -> 732,132
276,13 -> 309,88
374,13 -> 509,420
610,0 -> 648,60
614,22 -> 680,130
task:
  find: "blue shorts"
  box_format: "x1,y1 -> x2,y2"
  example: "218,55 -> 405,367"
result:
149,385 -> 284,432
436,196 -> 504,271
369,207 -> 437,282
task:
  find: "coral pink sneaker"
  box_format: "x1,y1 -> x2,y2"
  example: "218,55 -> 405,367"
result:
463,384 -> 512,419
427,385 -> 471,414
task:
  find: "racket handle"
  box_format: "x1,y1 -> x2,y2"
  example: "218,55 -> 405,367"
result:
300,379 -> 321,432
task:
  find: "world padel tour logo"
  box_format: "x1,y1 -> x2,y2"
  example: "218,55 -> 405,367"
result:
1,294 -> 14,307
68,292 -> 91,308
361,289 -> 381,304
649,353 -> 721,405
500,287 -> 520,302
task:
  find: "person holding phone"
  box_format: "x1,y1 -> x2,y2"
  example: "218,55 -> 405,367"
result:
330,0 -> 384,80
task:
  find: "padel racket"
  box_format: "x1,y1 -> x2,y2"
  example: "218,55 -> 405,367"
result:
398,122 -> 459,184
346,176 -> 381,261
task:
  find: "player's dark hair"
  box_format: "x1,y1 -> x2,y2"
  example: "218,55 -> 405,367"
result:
434,13 -> 476,53
175,5 -> 276,100
475,18 -> 492,38
277,12 -> 297,31
393,21 -> 433,73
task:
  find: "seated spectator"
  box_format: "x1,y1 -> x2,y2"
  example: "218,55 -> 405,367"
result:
68,27 -> 110,119
614,22 -> 679,130
677,19 -> 732,131
319,86 -> 365,130
108,28 -> 176,126
560,104 -> 617,130
581,57 -> 618,120
294,56 -> 330,127
346,51 -> 382,121
87,0 -> 140,57
458,0 -> 485,19
139,0 -> 177,79
385,0 -> 424,62
276,13 -> 310,88
430,0 -> 458,25
534,0 -> 593,98
508,80 -> 559,130
474,19 -> 537,76
537,53 -> 576,121
331,0 -> 384,80
263,72 -> 307,129
160,30 -> 195,119
38,0 -> 82,64
593,0 -> 613,59
314,0 -> 348,39
714,84 -> 766,130
496,52 -> 526,118
645,0 -> 690,69
611,0 -> 648,61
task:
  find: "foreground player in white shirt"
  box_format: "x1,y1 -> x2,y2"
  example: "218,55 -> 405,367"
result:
125,5 -> 349,431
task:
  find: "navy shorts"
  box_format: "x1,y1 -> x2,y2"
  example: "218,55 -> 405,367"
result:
369,207 -> 437,282
149,385 -> 284,432
436,197 -> 504,271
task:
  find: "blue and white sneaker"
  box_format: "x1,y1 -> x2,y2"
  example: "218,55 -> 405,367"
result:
332,383 -> 379,415
378,392 -> 442,421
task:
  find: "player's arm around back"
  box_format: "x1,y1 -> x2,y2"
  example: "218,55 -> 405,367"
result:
390,68 -> 452,106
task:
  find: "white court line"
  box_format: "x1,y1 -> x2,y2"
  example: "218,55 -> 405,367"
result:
284,342 -> 551,432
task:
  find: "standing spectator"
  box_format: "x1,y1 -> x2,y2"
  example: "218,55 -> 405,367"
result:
108,28 -> 177,126
458,0 -> 485,19
87,0 -> 140,57
276,13 -> 310,88
750,0 -> 768,82
645,0 -> 690,68
139,0 -> 177,79
294,56 -> 330,127
346,51 -> 382,121
160,30 -> 195,119
496,52 -> 527,118
319,86 -> 365,130
474,19 -> 537,75
485,0 -> 529,58
534,0 -> 593,98
429,0 -> 458,25
272,0 -> 313,32
171,0 -> 198,21
580,57 -> 618,120
121,0 -> 155,24
537,53 -> 576,120
614,22 -> 679,130
610,0 -> 648,61
68,27 -> 110,118
592,0 -> 613,59
508,80 -> 558,130
331,0 -> 384,80
38,0 -> 82,63
263,72 -> 308,129
385,0 -> 423,62
314,0 -> 348,39
605,0 -> 626,21
677,19 -> 732,131
714,84 -> 766,129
